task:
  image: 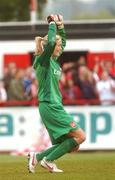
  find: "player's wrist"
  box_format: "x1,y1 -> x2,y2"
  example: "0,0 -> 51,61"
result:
57,23 -> 64,29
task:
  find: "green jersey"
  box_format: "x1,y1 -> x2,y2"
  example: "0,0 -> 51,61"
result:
33,23 -> 66,104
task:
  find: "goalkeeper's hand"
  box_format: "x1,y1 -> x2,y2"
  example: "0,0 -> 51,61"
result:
47,14 -> 55,24
54,14 -> 64,29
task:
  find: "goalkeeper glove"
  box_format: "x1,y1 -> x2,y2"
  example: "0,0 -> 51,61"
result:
54,14 -> 64,29
47,14 -> 55,24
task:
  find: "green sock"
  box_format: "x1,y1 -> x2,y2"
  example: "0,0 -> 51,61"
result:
36,144 -> 59,161
46,138 -> 78,161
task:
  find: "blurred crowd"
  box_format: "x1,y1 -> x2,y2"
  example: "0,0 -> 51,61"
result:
0,62 -> 38,105
60,56 -> 115,105
0,56 -> 115,106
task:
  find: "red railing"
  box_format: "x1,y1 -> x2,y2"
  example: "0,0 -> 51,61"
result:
0,98 -> 115,107
0,98 -> 99,106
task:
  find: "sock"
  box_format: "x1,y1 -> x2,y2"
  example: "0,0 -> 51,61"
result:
36,144 -> 59,161
46,138 -> 78,161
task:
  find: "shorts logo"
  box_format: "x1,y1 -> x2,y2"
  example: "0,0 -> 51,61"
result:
70,121 -> 76,128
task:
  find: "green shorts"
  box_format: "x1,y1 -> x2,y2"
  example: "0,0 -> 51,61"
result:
39,102 -> 80,145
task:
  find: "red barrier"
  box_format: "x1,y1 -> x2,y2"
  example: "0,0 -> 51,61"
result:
87,52 -> 114,70
4,53 -> 31,69
0,98 -> 101,106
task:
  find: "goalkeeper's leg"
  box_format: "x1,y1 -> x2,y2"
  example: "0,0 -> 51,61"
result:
43,128 -> 85,162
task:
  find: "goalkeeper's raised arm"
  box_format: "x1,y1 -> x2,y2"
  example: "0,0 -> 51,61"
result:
54,14 -> 66,52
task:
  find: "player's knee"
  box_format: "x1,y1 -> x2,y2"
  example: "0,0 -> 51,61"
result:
67,129 -> 86,144
74,132 -> 86,144
80,133 -> 86,144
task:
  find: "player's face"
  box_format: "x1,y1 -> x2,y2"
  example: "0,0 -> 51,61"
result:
52,40 -> 62,57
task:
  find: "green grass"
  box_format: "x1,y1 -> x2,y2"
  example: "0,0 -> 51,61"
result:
0,152 -> 115,180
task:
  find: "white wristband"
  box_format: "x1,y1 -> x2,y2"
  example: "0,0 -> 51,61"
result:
49,21 -> 55,24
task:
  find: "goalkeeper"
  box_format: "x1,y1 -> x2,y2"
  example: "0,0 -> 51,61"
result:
28,14 -> 86,173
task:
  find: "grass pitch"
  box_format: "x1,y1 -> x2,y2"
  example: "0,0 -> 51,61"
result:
0,152 -> 115,180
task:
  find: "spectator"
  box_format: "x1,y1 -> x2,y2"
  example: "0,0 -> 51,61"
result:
0,79 -> 7,102
92,58 -> 101,83
23,66 -> 35,96
74,66 -> 99,100
110,59 -> 115,80
93,56 -> 102,79
96,70 -> 115,105
30,78 -> 38,105
4,62 -> 17,91
62,62 -> 75,74
7,69 -> 30,101
60,71 -> 82,101
30,78 -> 38,99
76,55 -> 87,68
